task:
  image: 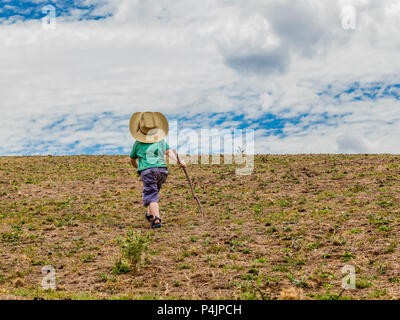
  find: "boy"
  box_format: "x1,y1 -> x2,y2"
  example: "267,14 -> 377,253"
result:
129,112 -> 185,229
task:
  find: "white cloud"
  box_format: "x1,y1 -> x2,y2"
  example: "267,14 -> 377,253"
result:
0,0 -> 400,155
336,133 -> 373,153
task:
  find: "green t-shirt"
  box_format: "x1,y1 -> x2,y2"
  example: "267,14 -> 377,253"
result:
130,140 -> 170,172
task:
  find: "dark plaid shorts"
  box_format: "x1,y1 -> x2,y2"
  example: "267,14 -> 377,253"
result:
140,167 -> 169,207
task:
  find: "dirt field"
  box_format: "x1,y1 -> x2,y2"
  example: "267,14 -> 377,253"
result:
0,155 -> 399,300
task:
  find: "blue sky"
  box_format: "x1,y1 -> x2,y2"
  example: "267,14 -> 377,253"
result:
1,0 -> 400,155
0,0 -> 109,21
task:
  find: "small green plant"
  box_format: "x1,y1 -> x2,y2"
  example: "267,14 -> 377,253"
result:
173,280 -> 181,287
115,231 -> 151,273
252,203 -> 263,214
341,250 -> 355,262
248,267 -> 259,275
378,225 -> 392,233
389,277 -> 400,283
333,237 -> 346,246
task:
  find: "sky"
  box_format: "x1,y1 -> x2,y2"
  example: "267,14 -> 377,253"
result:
1,0 -> 400,155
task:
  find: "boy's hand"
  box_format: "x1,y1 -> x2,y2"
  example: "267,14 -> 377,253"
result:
179,160 -> 186,168
166,149 -> 186,167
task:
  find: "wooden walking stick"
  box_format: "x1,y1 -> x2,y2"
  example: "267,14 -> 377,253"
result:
173,150 -> 205,219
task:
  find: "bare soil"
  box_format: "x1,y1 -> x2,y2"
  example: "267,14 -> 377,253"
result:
0,155 -> 399,300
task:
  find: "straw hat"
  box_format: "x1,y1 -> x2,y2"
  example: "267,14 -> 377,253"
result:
129,112 -> 169,143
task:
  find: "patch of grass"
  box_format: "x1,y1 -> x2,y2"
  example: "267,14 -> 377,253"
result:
389,277 -> 400,283
177,263 -> 191,270
369,289 -> 387,298
383,241 -> 397,254
376,200 -> 393,208
356,278 -> 372,289
287,273 -> 309,288
272,265 -> 288,273
113,259 -> 131,275
277,198 -> 293,208
311,290 -> 350,300
1,232 -> 20,244
81,253 -> 96,263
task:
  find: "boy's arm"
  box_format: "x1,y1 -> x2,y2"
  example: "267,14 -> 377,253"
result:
130,157 -> 138,169
129,142 -> 138,169
166,149 -> 186,168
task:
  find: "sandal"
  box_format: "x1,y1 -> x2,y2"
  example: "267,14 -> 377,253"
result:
145,212 -> 154,222
151,217 -> 162,229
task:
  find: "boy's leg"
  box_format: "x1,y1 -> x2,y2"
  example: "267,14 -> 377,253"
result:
146,207 -> 152,219
148,202 -> 160,221
142,168 -> 168,226
151,168 -> 168,223
141,168 -> 161,224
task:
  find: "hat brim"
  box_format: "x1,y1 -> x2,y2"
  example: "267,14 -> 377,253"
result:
129,112 -> 169,143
